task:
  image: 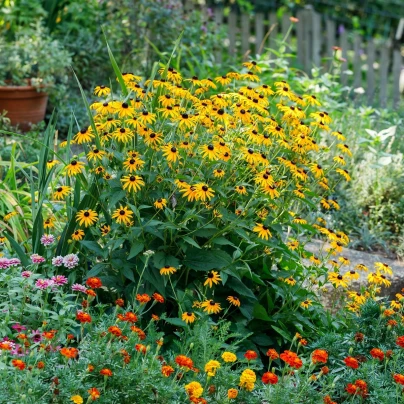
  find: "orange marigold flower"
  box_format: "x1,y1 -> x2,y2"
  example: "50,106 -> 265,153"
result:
280,350 -> 303,369
228,388 -> 238,399
76,311 -> 92,323
130,326 -> 146,340
244,350 -> 258,360
37,361 -> 45,369
394,374 -> 404,385
345,383 -> 357,395
86,289 -> 97,297
108,326 -> 122,337
344,356 -> 359,369
396,336 -> 404,348
88,364 -> 95,372
262,371 -> 278,385
123,312 -> 138,323
370,348 -> 384,361
321,366 -> 329,375
152,292 -> 165,303
88,387 -> 101,400
11,359 -> 25,370
387,319 -> 398,327
354,332 -> 364,342
115,298 -> 124,307
152,314 -> 160,321
86,277 -> 102,289
161,365 -> 175,377
299,338 -> 308,346
266,349 -> 279,360
60,347 -> 78,359
386,350 -> 393,358
136,293 -> 151,304
100,368 -> 113,377
312,349 -> 328,364
42,330 -> 57,340
175,354 -> 194,369
323,396 -> 336,404
135,343 -> 147,354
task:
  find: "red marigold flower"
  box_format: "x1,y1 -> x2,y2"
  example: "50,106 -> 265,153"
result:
344,356 -> 359,369
370,348 -> 384,361
130,325 -> 146,340
266,348 -> 279,359
161,365 -> 174,377
100,368 -> 113,377
42,330 -> 57,340
11,359 -> 25,370
321,366 -> 329,375
88,387 -> 101,400
323,395 -> 337,404
396,336 -> 404,348
394,374 -> 404,385
299,338 -> 308,346
386,350 -> 393,358
108,325 -> 122,337
136,293 -> 151,304
175,354 -> 194,369
86,277 -> 102,289
88,364 -> 95,372
152,292 -> 165,303
387,319 -> 398,327
262,371 -> 278,384
115,298 -> 124,307
123,312 -> 138,323
76,311 -> 92,323
244,350 -> 258,360
67,334 -> 75,340
312,349 -> 328,364
86,289 -> 97,297
37,361 -> 45,369
345,383 -> 357,395
152,314 -> 160,321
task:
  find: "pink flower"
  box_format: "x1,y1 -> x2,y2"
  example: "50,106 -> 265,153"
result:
30,254 -> 46,264
40,234 -> 55,246
21,271 -> 32,278
35,279 -> 54,290
0,257 -> 20,269
72,284 -> 87,293
52,256 -> 64,267
11,324 -> 27,332
51,275 -> 68,286
63,254 -> 79,269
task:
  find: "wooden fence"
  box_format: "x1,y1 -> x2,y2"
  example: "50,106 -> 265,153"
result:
184,2 -> 403,109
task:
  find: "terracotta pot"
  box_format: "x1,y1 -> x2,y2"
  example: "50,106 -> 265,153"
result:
0,85 -> 48,131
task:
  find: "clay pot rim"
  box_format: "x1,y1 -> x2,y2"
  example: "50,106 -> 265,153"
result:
0,85 -> 47,91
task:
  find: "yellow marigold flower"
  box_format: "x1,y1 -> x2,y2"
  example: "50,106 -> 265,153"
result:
76,209 -> 98,227
222,352 -> 237,363
204,271 -> 221,288
205,360 -> 221,376
239,369 -> 256,391
70,396 -> 84,404
227,388 -> 238,399
184,381 -> 203,399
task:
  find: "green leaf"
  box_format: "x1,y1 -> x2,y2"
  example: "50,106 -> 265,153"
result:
87,263 -> 107,278
122,266 -> 135,282
153,252 -> 180,269
5,234 -> 28,267
183,248 -> 232,271
253,303 -> 271,321
271,325 -> 292,342
182,236 -> 201,249
226,276 -> 256,299
128,242 -> 144,259
212,237 -> 234,246
165,317 -> 187,327
80,241 -> 105,256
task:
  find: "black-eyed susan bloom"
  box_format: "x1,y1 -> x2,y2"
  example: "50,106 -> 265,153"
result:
253,223 -> 272,240
227,296 -> 241,307
235,185 -> 248,195
336,168 -> 351,181
328,272 -> 349,288
374,262 -> 393,275
154,198 -> 167,209
64,160 -> 85,177
204,271 -> 221,288
121,175 -> 145,193
201,300 -> 222,314
161,144 -> 180,163
194,183 -> 215,201
100,224 -> 111,236
123,157 -> 144,172
76,209 -> 98,227
87,148 -> 106,162
53,186 -> 71,200
200,144 -> 220,160
71,229 -> 85,241
94,85 -> 111,96
182,312 -> 196,324
160,265 -> 177,276
112,206 -> 134,226
47,159 -> 59,169
284,277 -> 296,286
43,218 -> 55,229
74,128 -> 95,144
300,299 -> 313,309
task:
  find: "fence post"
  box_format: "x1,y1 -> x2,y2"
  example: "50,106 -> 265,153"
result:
214,7 -> 223,64
367,39 -> 375,105
312,10 -> 321,67
339,26 -> 348,86
296,9 -> 305,67
325,19 -> 336,71
379,41 -> 390,108
353,34 -> 362,89
392,48 -> 402,109
303,8 -> 312,73
228,9 -> 238,58
268,12 -> 278,59
241,13 -> 251,59
255,12 -> 265,55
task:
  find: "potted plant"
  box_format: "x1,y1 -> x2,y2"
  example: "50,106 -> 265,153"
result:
0,25 -> 71,131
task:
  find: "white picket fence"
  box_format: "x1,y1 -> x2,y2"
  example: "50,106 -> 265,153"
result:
184,2 -> 403,109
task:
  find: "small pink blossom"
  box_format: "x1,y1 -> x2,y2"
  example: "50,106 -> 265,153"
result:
11,324 -> 27,332
52,256 -> 64,267
30,254 -> 46,264
51,275 -> 68,286
63,254 -> 79,269
40,234 -> 55,246
71,284 -> 87,293
0,257 -> 20,269
21,271 -> 32,278
35,279 -> 54,290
